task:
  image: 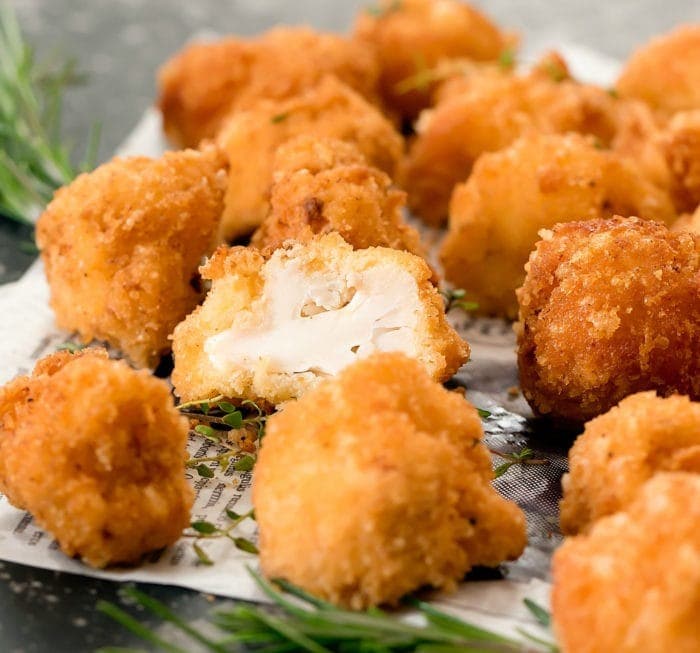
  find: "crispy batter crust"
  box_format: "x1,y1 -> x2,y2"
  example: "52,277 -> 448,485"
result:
553,473 -> 700,653
516,217 -> 700,422
440,133 -> 676,318
353,0 -> 510,121
617,24 -> 700,116
662,110 -> 700,213
0,350 -> 193,568
36,146 -> 227,368
158,27 -> 381,147
560,392 -> 700,535
253,352 -> 526,608
216,77 -> 404,241
252,136 -> 427,261
171,233 -> 468,405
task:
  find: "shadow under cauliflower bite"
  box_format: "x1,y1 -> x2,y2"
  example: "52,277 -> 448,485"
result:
441,132 -> 676,318
560,392 -> 700,535
251,135 -> 428,262
553,473 -> 700,653
157,26 -> 381,148
253,352 -> 527,609
0,349 -> 193,568
517,216 -> 700,423
36,146 -> 228,369
171,233 -> 468,406
216,76 -> 403,241
353,0 -> 510,121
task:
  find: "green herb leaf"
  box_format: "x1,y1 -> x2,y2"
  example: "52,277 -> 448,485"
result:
192,542 -> 213,566
195,463 -> 214,479
498,47 -> 516,70
190,520 -> 219,535
524,598 -> 551,627
56,341 -> 85,353
225,509 -> 241,521
222,411 -> 243,428
194,424 -> 217,439
233,537 -> 259,555
234,455 -> 255,472
477,408 -> 491,419
217,401 -> 237,413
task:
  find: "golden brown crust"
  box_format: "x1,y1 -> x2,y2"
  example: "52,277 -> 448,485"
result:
253,352 -> 526,608
216,76 -> 404,241
441,133 -> 676,318
171,234 -> 468,405
617,24 -> 700,116
516,217 -> 700,423
252,136 -> 427,261
553,473 -> 700,653
560,392 -> 700,535
353,0 -> 510,121
36,146 -> 227,368
158,27 -> 381,147
662,110 -> 700,213
0,350 -> 193,568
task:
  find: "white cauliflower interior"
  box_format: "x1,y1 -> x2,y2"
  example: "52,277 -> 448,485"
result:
171,233 -> 468,405
206,255 -> 420,377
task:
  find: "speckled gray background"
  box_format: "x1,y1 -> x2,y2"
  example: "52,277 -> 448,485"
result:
1,2 -> 699,651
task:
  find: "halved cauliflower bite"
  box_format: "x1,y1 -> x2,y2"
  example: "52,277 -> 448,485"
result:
171,233 -> 468,405
253,352 -> 527,609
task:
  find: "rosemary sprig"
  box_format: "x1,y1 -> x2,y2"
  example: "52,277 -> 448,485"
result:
97,567 -> 558,652
492,447 -> 549,479
0,2 -> 99,225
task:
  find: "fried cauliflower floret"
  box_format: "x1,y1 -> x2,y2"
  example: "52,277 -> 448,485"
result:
516,217 -> 700,423
553,473 -> 700,653
253,352 -> 526,608
158,26 -> 381,147
400,62 -> 633,225
216,76 -> 404,241
0,349 -> 193,568
662,110 -> 700,213
353,0 -> 511,121
36,147 -> 227,369
617,24 -> 700,116
251,136 -> 427,261
560,392 -> 700,535
441,133 -> 676,318
171,233 -> 468,405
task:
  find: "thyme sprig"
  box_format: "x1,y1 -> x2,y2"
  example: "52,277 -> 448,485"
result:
492,447 -> 549,479
186,509 -> 258,564
97,567 -> 558,652
0,3 -> 99,225
441,288 -> 479,313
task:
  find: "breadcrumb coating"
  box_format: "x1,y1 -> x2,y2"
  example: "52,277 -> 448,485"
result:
662,110 -> 700,213
171,233 -> 468,405
516,217 -> 700,422
617,24 -> 700,116
400,59 -> 639,225
216,76 -> 404,241
253,352 -> 527,608
251,136 -> 427,261
353,0 -> 510,121
158,26 -> 381,147
560,392 -> 700,535
553,473 -> 700,653
36,146 -> 228,369
441,133 -> 676,318
0,350 -> 193,568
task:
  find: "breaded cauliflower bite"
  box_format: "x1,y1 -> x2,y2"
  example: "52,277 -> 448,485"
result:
0,349 -> 193,568
560,392 -> 700,535
216,76 -> 404,241
171,233 -> 468,406
617,24 -> 700,116
400,61 -> 636,225
517,217 -> 700,423
553,473 -> 700,653
158,26 -> 381,147
353,0 -> 510,121
662,110 -> 700,213
36,146 -> 227,369
253,352 -> 527,608
251,136 -> 427,260
441,132 -> 676,318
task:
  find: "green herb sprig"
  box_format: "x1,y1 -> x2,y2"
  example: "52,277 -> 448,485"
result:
441,288 -> 479,313
97,567 -> 558,653
187,509 -> 258,564
0,3 -> 99,225
492,447 -> 549,479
